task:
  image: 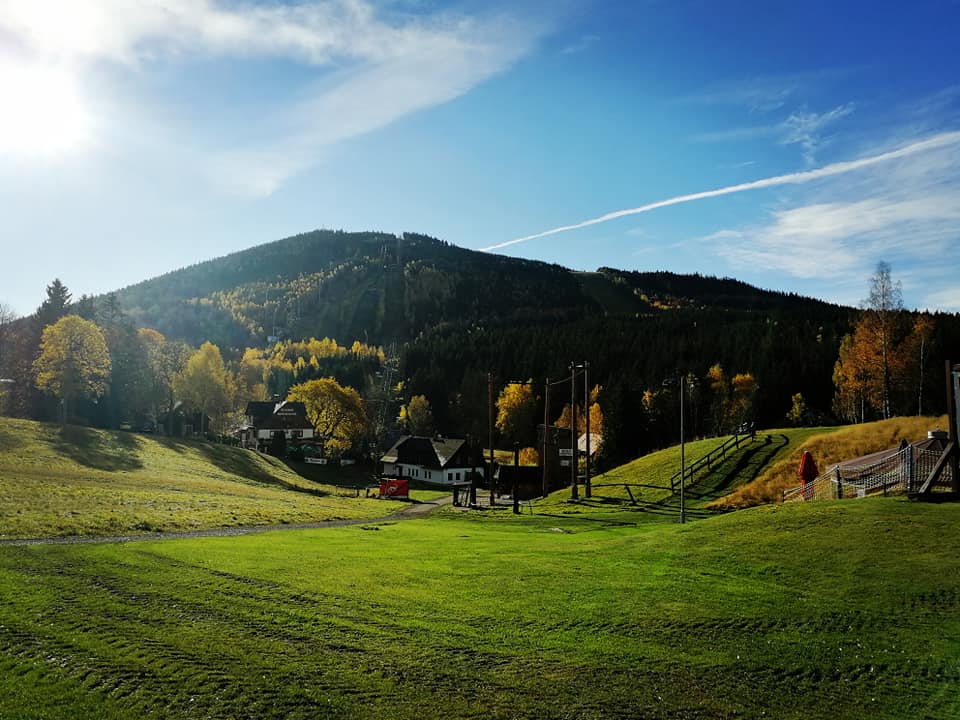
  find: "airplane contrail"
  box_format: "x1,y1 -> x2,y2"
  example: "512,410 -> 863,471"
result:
479,130 -> 960,252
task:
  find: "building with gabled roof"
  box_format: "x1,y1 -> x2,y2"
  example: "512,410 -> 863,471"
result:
239,399 -> 314,450
380,435 -> 483,484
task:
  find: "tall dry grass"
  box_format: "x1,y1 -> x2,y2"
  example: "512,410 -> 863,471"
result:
711,415 -> 949,509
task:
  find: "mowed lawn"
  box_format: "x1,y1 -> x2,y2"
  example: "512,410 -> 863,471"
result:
0,418 -> 391,538
1,498 -> 958,719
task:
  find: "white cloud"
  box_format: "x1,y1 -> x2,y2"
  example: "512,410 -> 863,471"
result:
780,103 -> 855,164
0,0 -> 547,194
923,288 -> 960,312
680,76 -> 797,113
0,0 -> 464,66
691,102 -> 855,165
709,134 -> 960,304
560,34 -> 598,55
482,130 -> 960,251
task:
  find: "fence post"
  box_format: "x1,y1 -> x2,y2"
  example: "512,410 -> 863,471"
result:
907,445 -> 915,493
835,466 -> 843,499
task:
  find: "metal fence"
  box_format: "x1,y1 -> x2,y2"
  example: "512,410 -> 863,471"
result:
782,445 -> 954,502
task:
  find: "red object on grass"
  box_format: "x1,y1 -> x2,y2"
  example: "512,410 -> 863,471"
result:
380,479 -> 409,499
798,451 -> 819,499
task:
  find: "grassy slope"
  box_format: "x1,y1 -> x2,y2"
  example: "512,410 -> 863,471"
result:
715,416 -> 948,508
0,418 -> 392,538
529,430 -> 832,522
529,418 -> 945,521
0,499 -> 958,719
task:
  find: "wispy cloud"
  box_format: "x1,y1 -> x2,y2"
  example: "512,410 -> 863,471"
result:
780,103 -> 855,164
680,76 -> 797,114
923,288 -> 960,312
716,194 -> 960,279
704,129 -> 960,308
0,0 -> 548,195
560,33 -> 598,55
689,125 -> 779,144
0,0 -> 478,66
691,102 -> 855,164
482,130 -> 960,251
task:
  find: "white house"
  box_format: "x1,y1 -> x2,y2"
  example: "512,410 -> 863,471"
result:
240,400 -> 315,450
380,436 -> 483,485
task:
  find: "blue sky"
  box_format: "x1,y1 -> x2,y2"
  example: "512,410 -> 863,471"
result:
1,0 -> 959,318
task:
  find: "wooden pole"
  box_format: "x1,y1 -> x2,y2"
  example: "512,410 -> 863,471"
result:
488,372 -> 495,506
947,361 -> 960,493
513,442 -> 520,514
543,378 -> 550,498
570,366 -> 578,500
584,361 -> 591,499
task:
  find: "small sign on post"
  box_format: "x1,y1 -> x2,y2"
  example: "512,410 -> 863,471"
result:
559,448 -> 573,457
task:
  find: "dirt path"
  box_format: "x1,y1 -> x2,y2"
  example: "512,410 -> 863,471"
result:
0,495 -> 454,547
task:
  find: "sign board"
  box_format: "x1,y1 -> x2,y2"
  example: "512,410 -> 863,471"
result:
305,457 -> 328,465
341,458 -> 356,466
560,459 -> 570,467
559,448 -> 573,457
380,479 -> 409,499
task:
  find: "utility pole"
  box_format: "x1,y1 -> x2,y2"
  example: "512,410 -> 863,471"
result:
570,364 -> 578,500
542,378 -> 550,497
680,373 -> 686,524
584,360 -> 591,499
513,442 -> 520,514
488,372 -> 495,506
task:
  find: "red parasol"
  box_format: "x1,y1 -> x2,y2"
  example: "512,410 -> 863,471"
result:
797,451 -> 819,499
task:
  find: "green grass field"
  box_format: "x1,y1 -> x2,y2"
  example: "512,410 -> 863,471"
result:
0,418 -> 400,538
2,416 -> 958,718
0,499 -> 958,719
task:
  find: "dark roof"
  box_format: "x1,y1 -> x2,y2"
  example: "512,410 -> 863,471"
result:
246,401 -> 276,421
246,400 -> 312,430
381,436 -> 471,469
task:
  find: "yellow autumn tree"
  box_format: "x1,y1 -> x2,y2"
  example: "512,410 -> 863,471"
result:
174,342 -> 235,433
730,372 -> 758,428
554,385 -> 604,436
400,394 -> 434,436
287,377 -> 368,456
496,381 -> 537,445
34,315 -> 112,424
518,447 -> 540,466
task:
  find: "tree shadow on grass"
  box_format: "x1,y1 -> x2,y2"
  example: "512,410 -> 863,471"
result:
694,433 -> 790,501
0,425 -> 24,453
168,439 -> 333,499
50,425 -> 144,472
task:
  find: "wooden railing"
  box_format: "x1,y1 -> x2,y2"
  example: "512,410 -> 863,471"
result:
669,426 -> 755,492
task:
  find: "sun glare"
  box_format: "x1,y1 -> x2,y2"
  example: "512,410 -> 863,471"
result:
0,61 -> 93,158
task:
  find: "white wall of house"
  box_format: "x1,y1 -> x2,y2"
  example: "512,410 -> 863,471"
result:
382,463 -> 482,484
256,428 -> 314,440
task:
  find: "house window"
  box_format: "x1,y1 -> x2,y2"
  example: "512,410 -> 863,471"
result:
291,430 -> 303,438
397,465 -> 403,476
456,471 -> 461,481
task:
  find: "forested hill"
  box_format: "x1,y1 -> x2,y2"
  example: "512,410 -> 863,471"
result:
116,229 -> 845,350
116,231 -> 589,350
107,229 -> 875,444
71,227 -> 960,463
